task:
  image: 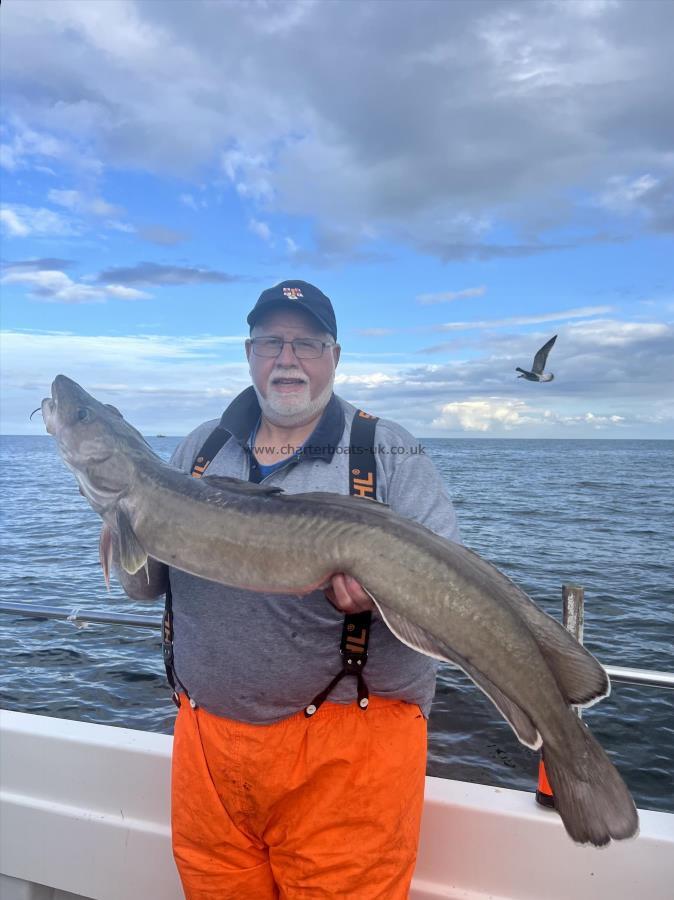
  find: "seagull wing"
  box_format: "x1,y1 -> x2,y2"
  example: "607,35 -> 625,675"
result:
532,334 -> 557,374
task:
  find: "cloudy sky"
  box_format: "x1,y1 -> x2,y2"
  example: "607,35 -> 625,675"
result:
1,0 -> 672,437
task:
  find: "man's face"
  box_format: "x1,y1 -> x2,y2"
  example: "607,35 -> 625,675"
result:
245,307 -> 340,426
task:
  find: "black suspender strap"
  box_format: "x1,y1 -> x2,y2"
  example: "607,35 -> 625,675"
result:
163,411 -> 380,718
162,426 -> 231,707
305,409 -> 379,718
190,426 -> 233,479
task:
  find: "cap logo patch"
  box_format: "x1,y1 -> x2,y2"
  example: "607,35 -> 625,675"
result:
283,287 -> 303,300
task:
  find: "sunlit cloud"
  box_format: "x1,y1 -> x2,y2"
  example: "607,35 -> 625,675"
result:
0,204 -> 79,238
1,270 -> 151,304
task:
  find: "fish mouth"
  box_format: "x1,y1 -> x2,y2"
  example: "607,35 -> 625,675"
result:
41,375 -> 78,435
41,397 -> 56,435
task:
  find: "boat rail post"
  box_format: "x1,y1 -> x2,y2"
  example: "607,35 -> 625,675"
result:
535,583 -> 585,808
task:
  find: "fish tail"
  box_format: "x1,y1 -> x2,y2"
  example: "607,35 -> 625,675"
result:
543,718 -> 638,846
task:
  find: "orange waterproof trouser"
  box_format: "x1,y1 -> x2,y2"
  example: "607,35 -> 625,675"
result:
171,696 -> 427,899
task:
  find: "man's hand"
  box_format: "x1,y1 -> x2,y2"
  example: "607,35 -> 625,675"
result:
324,574 -> 375,614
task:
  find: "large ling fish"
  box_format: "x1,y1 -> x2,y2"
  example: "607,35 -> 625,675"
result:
42,375 -> 638,846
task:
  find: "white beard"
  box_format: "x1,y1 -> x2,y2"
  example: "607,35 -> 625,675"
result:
253,366 -> 335,428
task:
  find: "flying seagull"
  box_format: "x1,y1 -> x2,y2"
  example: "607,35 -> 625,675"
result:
516,335 -> 557,382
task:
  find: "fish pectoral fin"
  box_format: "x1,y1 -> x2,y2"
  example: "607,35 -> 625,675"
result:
99,523 -> 113,591
202,475 -> 284,495
115,508 -> 148,575
367,593 -> 541,750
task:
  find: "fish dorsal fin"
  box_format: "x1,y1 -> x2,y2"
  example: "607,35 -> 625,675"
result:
445,543 -> 610,708
202,475 -> 284,495
116,508 -> 148,575
366,591 -> 541,750
511,598 -> 610,708
288,491 -> 390,511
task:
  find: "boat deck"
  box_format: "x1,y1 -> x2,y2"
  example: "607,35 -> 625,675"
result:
1,710 -> 673,899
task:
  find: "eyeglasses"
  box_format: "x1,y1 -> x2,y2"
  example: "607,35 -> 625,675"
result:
249,337 -> 335,359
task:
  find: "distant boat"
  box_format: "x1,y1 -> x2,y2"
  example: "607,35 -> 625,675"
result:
156,434 -> 167,438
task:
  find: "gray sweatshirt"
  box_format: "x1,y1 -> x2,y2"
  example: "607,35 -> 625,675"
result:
168,388 -> 460,723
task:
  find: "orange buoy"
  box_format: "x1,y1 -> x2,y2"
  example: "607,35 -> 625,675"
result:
536,757 -> 555,808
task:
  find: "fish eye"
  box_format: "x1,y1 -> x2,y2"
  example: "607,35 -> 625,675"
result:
77,407 -> 92,422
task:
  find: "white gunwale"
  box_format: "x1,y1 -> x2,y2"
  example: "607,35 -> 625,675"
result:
1,710 -> 673,900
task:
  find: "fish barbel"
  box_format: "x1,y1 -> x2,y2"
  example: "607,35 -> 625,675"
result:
41,375 -> 638,846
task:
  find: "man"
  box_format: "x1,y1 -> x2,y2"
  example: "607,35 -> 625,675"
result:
116,280 -> 459,899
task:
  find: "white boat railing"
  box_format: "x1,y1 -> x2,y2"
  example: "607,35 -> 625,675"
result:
2,587 -> 674,900
1,599 -> 673,690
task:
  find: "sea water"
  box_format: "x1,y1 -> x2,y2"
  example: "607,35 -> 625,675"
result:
1,435 -> 672,812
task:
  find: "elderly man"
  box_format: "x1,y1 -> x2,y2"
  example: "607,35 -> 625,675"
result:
117,280 -> 459,899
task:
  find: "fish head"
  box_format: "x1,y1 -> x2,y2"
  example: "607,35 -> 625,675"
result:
42,375 -> 151,515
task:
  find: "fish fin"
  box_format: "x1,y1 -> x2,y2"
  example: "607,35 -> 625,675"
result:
115,508 -> 148,575
367,594 -> 541,750
456,658 -> 541,750
366,594 -> 449,662
543,718 -> 638,846
512,601 -> 610,707
454,544 -> 610,707
99,523 -> 113,591
202,475 -> 284,495
289,491 -> 390,510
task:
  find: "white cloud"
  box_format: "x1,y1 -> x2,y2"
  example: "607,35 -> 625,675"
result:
598,174 -> 659,215
417,286 -> 487,306
353,328 -> 397,338
566,319 -> 670,347
431,398 -> 635,433
0,330 -> 252,434
248,218 -> 272,242
0,121 -> 74,172
0,144 -> 19,172
0,208 -> 30,237
432,398 -> 533,431
0,204 -> 79,238
434,306 -> 612,333
48,188 -> 124,219
335,372 -> 401,388
222,148 -> 274,201
431,397 -> 634,433
2,1 -> 673,257
1,270 -> 151,304
180,193 -> 198,210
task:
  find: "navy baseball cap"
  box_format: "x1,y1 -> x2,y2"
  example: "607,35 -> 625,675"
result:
247,280 -> 337,341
